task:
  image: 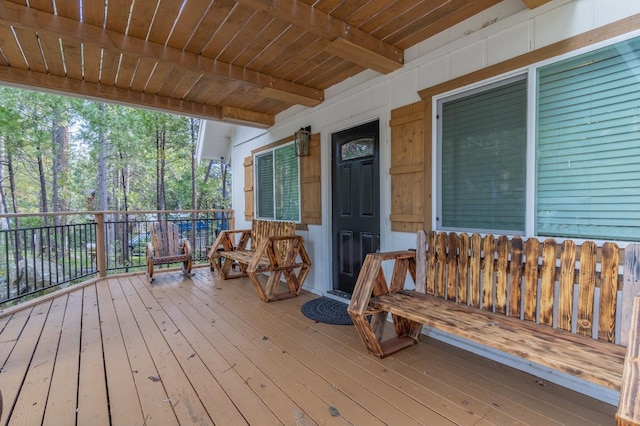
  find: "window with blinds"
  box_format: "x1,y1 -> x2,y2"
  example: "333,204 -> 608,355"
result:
255,143 -> 300,222
439,77 -> 527,233
537,37 -> 640,240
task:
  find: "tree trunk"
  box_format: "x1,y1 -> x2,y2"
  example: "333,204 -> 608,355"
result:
196,160 -> 214,211
52,110 -> 69,227
7,151 -> 21,261
37,142 -> 48,229
97,103 -> 108,211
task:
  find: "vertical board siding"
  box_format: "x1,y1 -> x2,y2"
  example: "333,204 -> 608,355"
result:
417,232 -> 622,344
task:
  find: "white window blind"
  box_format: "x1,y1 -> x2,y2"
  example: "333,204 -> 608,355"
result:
537,37 -> 640,240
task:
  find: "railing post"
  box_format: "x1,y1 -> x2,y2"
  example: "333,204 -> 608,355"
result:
95,213 -> 107,278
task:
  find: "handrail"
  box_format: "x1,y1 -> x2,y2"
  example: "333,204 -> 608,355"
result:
0,209 -> 234,305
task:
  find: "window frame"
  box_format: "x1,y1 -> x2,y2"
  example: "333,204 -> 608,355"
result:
432,30 -> 640,242
253,141 -> 301,222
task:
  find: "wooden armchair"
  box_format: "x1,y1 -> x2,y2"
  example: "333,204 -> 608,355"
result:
146,221 -> 194,283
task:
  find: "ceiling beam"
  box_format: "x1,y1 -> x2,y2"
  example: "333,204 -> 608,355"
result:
0,1 -> 324,107
234,0 -> 404,74
0,66 -> 275,127
522,0 -> 552,8
221,106 -> 275,127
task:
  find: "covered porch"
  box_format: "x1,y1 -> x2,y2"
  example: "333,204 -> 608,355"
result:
0,267 -> 616,425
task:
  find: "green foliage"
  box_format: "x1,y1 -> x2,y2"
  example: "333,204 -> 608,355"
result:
0,86 -> 228,213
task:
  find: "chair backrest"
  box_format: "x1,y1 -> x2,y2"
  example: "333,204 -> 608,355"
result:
250,220 -> 296,251
149,221 -> 182,257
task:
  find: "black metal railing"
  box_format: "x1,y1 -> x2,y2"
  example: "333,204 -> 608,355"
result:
103,211 -> 233,273
0,210 -> 233,305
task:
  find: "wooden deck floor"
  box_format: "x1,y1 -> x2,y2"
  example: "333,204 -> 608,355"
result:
0,267 -> 617,425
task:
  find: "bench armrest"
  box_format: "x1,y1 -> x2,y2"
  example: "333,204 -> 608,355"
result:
349,250 -> 417,315
181,239 -> 192,256
207,229 -> 252,260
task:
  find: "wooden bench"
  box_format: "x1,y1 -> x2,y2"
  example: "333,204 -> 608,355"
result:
207,219 -> 311,302
146,221 -> 193,283
348,230 -> 633,401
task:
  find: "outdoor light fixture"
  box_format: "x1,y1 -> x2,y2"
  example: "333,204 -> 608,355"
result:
294,126 -> 311,157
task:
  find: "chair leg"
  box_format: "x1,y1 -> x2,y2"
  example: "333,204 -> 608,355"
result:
147,261 -> 154,283
182,258 -> 194,278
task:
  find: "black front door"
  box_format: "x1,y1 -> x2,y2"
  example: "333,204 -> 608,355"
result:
331,120 -> 380,294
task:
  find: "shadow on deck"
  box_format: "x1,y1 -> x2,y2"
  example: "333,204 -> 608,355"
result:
0,267 -> 616,425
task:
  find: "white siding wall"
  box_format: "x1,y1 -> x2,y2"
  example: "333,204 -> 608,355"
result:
230,0 -> 640,296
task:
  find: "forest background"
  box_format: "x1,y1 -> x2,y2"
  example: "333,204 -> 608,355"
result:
0,86 -> 230,227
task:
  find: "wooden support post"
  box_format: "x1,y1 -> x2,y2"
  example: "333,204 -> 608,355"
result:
94,213 -> 107,278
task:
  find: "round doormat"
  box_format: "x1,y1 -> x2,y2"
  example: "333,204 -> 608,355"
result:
301,297 -> 353,325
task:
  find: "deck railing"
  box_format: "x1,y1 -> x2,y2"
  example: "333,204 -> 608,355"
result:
0,209 -> 233,305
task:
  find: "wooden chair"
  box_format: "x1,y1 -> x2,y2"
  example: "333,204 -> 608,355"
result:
146,221 -> 193,283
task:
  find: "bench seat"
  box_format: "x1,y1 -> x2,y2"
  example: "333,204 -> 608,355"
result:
208,220 -> 311,302
370,290 -> 626,391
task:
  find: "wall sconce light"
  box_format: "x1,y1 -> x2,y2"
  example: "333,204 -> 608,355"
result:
294,126 -> 311,157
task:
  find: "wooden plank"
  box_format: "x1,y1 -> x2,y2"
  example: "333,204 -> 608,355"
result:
37,31 -> 65,76
11,295 -> 67,425
105,0 -> 133,33
508,236 -> 523,317
0,301 -> 51,426
416,229 -> 428,293
577,241 -> 597,337
599,242 -> 619,343
616,296 -> 640,425
523,237 -> 539,322
540,239 -> 557,326
95,280 -> 145,424
187,275 -> 384,425
12,28 -> 47,73
426,230 -> 436,295
446,232 -> 457,300
0,26 -> 28,69
469,233 -> 482,308
481,234 -> 494,311
622,244 -> 640,346
435,232 -> 447,298
42,290 -> 83,426
77,285 -> 110,425
458,233 -> 469,305
558,240 -> 576,332
107,278 -> 178,424
0,308 -> 32,367
82,43 -> 102,84
191,278 -> 450,425
147,0 -> 184,45
495,235 -> 509,314
60,38 -> 83,80
136,276 -> 281,425
114,53 -> 139,89
83,0 -> 106,27
118,277 -> 215,424
129,56 -> 157,92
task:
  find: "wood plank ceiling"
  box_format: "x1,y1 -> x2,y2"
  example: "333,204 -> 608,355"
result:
0,0 -> 548,128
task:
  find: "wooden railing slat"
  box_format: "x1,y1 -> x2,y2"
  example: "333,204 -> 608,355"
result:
436,233 -> 447,298
524,238 -> 539,322
458,233 -> 470,305
577,241 -> 597,337
508,236 -> 523,318
599,242 -> 619,342
469,234 -> 482,308
540,239 -> 557,326
558,240 -> 576,332
446,233 -> 458,300
495,236 -> 509,314
482,234 -> 495,311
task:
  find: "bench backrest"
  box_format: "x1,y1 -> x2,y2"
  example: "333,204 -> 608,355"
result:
149,221 -> 183,257
415,230 -> 623,344
250,219 -> 296,251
